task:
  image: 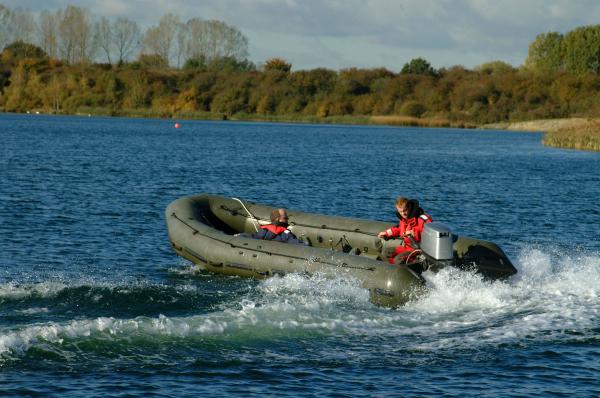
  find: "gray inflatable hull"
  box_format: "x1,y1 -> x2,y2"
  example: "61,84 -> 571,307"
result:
165,194 -> 516,307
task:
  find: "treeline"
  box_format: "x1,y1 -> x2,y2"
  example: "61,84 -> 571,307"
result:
525,25 -> 600,75
1,2 -> 600,125
0,4 -> 250,67
3,52 -> 599,124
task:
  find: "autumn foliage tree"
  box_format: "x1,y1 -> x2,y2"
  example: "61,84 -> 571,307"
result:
2,41 -> 48,62
263,58 -> 292,73
2,9 -> 600,123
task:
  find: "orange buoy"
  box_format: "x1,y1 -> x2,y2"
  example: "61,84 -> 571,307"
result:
174,122 -> 180,129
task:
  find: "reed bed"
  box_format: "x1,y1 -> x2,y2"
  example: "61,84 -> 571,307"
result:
543,119 -> 600,152
370,115 -> 477,129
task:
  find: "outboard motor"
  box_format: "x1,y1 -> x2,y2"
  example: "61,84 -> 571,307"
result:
420,222 -> 455,270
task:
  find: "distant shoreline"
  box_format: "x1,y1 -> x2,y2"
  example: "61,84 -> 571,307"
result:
11,110 -> 600,152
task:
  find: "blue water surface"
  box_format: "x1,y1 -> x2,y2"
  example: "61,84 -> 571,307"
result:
1,114 -> 599,397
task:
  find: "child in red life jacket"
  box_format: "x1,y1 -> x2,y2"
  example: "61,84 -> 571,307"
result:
251,208 -> 301,244
377,197 -> 432,264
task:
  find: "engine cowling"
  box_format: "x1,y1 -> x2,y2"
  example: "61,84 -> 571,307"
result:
421,222 -> 454,261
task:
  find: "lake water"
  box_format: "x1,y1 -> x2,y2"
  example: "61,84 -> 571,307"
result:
1,114 -> 599,397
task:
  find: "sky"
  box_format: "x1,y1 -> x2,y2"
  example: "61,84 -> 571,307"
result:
3,0 -> 600,71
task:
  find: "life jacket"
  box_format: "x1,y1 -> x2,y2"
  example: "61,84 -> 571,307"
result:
260,224 -> 287,236
400,213 -> 431,247
403,213 -> 430,229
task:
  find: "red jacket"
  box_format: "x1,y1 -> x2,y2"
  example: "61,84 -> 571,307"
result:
250,224 -> 301,244
261,224 -> 288,235
382,214 -> 432,249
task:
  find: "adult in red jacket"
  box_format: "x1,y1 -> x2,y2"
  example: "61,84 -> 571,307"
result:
377,197 -> 432,264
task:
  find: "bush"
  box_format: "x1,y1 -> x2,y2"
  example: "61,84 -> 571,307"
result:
2,41 -> 48,62
399,100 -> 426,118
263,58 -> 291,73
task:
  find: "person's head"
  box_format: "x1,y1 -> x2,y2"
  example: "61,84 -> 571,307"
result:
394,197 -> 410,219
270,208 -> 289,226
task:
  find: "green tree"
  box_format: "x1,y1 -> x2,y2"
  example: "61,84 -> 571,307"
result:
401,57 -> 436,76
562,25 -> 600,75
525,32 -> 563,73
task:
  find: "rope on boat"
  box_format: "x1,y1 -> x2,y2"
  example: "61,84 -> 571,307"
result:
232,197 -> 261,232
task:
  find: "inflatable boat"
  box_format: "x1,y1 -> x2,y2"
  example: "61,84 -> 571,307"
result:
165,194 -> 517,307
